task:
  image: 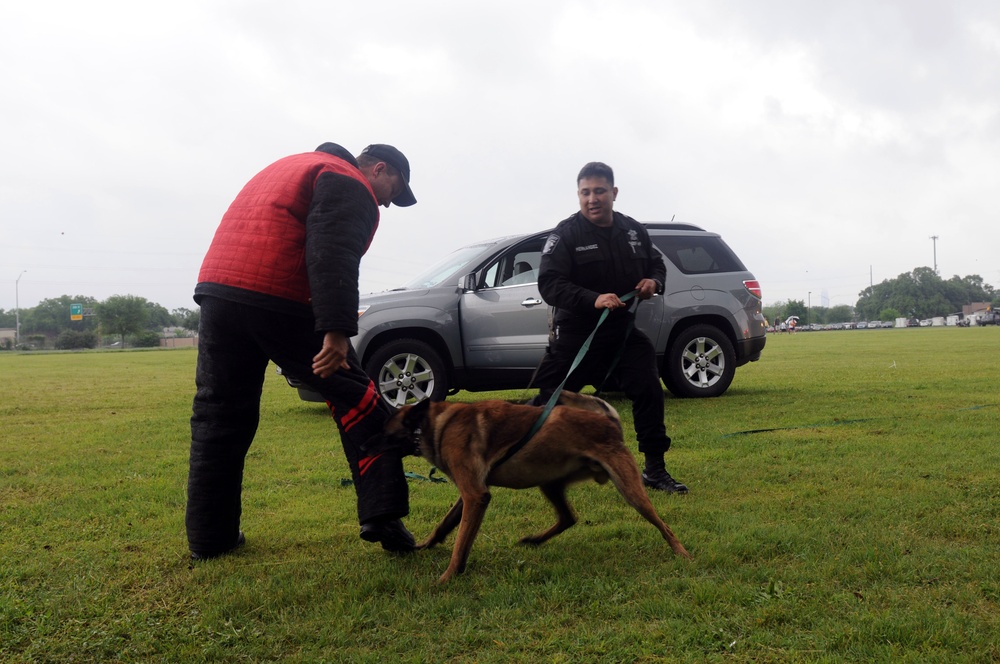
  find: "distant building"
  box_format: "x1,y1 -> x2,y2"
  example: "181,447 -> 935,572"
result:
961,302 -> 994,326
962,302 -> 992,317
162,326 -> 194,337
161,336 -> 198,348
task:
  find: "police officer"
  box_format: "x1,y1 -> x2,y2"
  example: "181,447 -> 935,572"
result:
530,161 -> 687,493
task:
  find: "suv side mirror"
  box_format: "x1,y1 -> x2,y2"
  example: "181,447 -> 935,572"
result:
460,273 -> 477,292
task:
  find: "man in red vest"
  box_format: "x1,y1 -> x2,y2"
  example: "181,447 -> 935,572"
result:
187,142 -> 417,560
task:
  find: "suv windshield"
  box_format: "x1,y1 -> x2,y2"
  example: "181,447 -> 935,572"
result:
399,242 -> 496,289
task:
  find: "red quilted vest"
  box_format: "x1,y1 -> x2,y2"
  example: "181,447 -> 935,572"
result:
198,152 -> 378,304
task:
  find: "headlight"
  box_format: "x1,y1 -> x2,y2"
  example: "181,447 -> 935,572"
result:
358,305 -> 371,318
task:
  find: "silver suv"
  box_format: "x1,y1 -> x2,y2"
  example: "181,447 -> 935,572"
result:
286,223 -> 766,405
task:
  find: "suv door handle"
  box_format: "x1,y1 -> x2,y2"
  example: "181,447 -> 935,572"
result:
520,298 -> 543,307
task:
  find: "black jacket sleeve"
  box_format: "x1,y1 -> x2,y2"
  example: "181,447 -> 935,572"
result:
538,222 -> 601,316
304,171 -> 379,336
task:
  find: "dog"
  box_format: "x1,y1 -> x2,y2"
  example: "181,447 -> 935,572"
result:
372,391 -> 691,583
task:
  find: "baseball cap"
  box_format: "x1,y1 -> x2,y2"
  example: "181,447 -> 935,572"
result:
361,144 -> 417,207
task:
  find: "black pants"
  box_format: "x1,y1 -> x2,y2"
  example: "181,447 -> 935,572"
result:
530,322 -> 671,456
186,296 -> 408,556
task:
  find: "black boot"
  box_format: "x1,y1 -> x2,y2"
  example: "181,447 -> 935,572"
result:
642,456 -> 688,494
360,517 -> 416,553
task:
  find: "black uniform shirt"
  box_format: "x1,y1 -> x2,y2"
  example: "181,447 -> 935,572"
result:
538,211 -> 666,331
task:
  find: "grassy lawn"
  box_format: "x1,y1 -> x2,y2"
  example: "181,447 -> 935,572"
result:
1,327 -> 998,662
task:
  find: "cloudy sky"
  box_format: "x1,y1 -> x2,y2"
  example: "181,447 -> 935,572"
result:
2,0 -> 998,314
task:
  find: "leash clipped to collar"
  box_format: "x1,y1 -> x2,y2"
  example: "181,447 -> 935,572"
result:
491,289 -> 639,471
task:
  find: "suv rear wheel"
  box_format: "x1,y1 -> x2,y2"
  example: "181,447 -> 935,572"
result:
364,338 -> 448,408
664,324 -> 736,398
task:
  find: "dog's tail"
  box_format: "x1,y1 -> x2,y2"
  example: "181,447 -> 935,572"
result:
555,391 -> 621,429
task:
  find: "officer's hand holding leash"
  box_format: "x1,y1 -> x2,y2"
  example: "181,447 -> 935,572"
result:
634,278 -> 658,300
595,293 -> 627,310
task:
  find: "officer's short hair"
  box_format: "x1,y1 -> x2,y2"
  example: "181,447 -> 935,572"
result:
577,162 -> 614,186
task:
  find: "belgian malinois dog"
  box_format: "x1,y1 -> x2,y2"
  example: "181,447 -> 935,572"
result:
373,392 -> 691,583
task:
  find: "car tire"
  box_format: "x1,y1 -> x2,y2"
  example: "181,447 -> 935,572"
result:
663,324 -> 736,398
364,338 -> 448,408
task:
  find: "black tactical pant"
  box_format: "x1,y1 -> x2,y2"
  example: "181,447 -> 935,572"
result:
186,296 -> 408,557
529,322 -> 671,455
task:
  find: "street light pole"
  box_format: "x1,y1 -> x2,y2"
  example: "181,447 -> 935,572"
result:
929,235 -> 938,272
15,270 -> 27,347
808,291 -> 811,326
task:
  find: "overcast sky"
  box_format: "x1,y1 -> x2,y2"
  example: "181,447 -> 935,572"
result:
3,0 -> 998,314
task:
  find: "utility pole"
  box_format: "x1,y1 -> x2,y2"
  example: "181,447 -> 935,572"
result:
930,235 -> 938,272
15,270 -> 27,347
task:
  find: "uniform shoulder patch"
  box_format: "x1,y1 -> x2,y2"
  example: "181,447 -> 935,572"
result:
542,234 -> 560,255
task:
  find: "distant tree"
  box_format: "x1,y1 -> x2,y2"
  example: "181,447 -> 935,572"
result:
55,330 -> 99,350
98,295 -> 149,347
856,267 -> 996,320
784,299 -> 807,323
131,330 -> 162,348
807,306 -> 826,324
0,309 -> 14,328
144,302 -> 173,330
763,303 -> 785,327
172,307 -> 200,331
828,304 -> 855,323
764,299 -> 809,326
880,307 -> 902,322
21,295 -> 100,337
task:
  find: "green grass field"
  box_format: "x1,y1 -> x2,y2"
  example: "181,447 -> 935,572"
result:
2,327 -> 998,662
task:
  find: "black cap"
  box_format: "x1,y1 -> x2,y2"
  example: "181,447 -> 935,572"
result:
360,144 -> 416,207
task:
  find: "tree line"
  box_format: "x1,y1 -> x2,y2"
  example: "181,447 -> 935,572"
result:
4,266 -> 996,349
765,266 -> 996,327
0,294 -> 199,350
854,268 -> 995,321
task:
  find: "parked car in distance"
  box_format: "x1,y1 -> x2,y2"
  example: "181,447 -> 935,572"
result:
283,222 -> 766,406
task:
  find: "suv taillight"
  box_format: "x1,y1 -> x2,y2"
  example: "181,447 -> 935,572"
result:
743,280 -> 762,299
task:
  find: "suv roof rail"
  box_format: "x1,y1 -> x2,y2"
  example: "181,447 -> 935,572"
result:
643,222 -> 705,231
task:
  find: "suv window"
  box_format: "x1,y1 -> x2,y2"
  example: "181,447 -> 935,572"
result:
481,237 -> 546,288
651,235 -> 746,275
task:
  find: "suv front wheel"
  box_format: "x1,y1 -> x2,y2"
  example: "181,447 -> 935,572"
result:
663,324 -> 736,398
364,338 -> 448,408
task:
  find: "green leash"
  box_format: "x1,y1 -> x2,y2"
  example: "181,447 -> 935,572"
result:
491,289 -> 639,470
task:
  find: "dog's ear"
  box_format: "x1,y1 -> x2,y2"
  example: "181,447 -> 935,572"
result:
402,397 -> 433,432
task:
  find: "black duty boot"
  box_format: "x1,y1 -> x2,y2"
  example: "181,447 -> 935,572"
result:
360,517 -> 416,553
642,469 -> 689,494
